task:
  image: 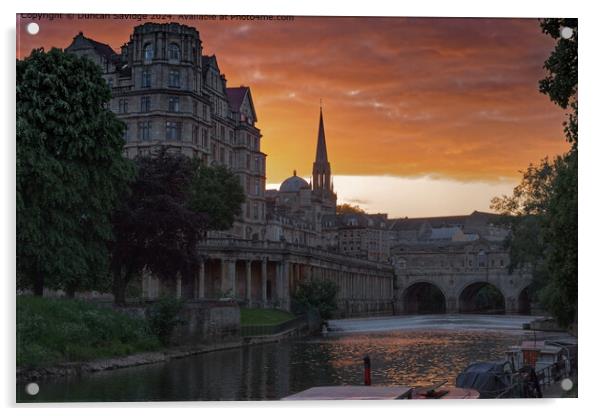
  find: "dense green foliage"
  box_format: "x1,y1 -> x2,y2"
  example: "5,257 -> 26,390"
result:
110,149 -> 245,304
110,149 -> 208,304
16,296 -> 160,368
291,279 -> 339,319
491,19 -> 577,326
16,48 -> 133,296
145,296 -> 184,346
188,163 -> 246,231
240,308 -> 295,326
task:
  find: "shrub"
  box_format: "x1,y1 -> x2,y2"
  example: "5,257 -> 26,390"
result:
145,296 -> 184,346
291,279 -> 339,319
16,296 -> 160,368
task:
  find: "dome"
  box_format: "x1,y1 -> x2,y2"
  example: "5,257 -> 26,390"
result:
279,171 -> 310,193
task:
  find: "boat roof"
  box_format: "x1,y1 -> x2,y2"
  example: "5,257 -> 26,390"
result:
281,386 -> 413,400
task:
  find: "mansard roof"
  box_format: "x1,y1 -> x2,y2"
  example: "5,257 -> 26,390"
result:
226,86 -> 258,122
226,87 -> 248,110
69,32 -> 116,59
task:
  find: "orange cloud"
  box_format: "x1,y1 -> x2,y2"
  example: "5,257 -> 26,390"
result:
17,15 -> 569,186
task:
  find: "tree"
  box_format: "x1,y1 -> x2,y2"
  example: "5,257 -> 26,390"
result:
16,48 -> 133,296
188,163 -> 246,231
110,149 -> 208,305
491,19 -> 577,326
291,279 -> 339,319
336,203 -> 366,215
110,148 -> 246,305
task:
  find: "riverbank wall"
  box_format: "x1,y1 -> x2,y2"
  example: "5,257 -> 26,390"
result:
17,318 -> 312,384
17,300 -> 316,384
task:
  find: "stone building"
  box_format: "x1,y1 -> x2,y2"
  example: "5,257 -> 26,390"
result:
265,107 -> 338,246
388,211 -> 533,314
66,23 -> 266,241
322,213 -> 391,263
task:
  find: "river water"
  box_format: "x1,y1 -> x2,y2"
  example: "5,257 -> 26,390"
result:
18,314 -> 554,402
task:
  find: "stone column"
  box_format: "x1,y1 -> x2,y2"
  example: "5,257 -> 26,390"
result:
197,261 -> 205,299
228,260 -> 236,298
221,258 -> 236,297
261,258 -> 268,305
281,260 -> 290,311
246,260 -> 252,305
176,274 -> 182,299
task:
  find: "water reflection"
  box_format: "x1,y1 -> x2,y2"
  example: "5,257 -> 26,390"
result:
18,329 -> 526,402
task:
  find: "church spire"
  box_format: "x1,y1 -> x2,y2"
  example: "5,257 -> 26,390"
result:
315,105 -> 328,163
312,104 -> 332,193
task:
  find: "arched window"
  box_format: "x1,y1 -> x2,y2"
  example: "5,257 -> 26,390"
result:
143,43 -> 153,61
168,43 -> 181,61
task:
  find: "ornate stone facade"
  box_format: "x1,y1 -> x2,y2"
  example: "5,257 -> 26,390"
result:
66,23 -> 266,241
65,23 -> 532,316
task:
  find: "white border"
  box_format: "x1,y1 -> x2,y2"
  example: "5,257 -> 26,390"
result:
3,1 -> 600,415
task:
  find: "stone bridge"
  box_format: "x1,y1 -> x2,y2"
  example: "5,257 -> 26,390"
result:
392,241 -> 534,315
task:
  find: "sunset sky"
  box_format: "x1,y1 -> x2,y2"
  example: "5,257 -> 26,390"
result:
16,15 -> 569,217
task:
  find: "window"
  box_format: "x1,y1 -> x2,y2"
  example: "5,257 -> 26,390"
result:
168,43 -> 180,61
220,125 -> 225,140
193,102 -> 198,116
122,124 -> 129,142
254,157 -> 260,172
228,151 -> 233,167
107,78 -> 114,88
138,121 -> 151,141
118,99 -> 128,114
140,96 -> 151,112
168,97 -> 180,112
168,70 -> 180,88
219,147 -> 225,164
143,44 -> 154,61
203,104 -> 208,120
193,126 -> 199,145
141,70 -> 151,88
253,203 -> 258,220
246,154 -> 251,170
211,143 -> 216,159
202,129 -> 208,148
229,130 -> 234,144
165,121 -> 182,141
254,178 -> 260,196
477,250 -> 487,267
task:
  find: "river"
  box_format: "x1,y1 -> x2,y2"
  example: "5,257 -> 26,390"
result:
18,314 -> 561,402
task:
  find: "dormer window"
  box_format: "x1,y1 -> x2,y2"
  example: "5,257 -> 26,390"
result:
143,43 -> 154,61
168,43 -> 181,61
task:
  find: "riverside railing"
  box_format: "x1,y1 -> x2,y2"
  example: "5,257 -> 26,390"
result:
240,315 -> 307,338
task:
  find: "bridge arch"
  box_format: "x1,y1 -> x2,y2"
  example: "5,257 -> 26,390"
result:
402,281 -> 446,314
458,281 -> 505,314
517,283 -> 533,315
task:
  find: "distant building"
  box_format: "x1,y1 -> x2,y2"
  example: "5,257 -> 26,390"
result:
265,107 -> 337,247
323,213 -> 390,263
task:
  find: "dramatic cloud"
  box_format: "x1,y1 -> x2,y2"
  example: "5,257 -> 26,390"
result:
18,15 -> 568,189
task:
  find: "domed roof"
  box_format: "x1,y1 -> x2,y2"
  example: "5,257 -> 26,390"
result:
280,171 -> 310,193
